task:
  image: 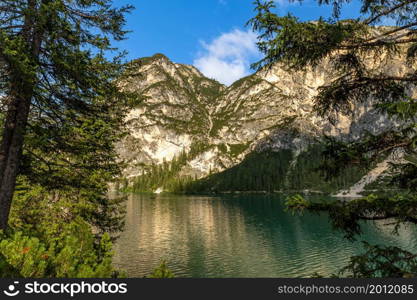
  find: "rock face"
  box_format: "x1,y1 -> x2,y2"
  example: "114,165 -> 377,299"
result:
116,53 -> 414,193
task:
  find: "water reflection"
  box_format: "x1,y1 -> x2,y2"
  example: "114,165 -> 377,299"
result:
113,194 -> 417,278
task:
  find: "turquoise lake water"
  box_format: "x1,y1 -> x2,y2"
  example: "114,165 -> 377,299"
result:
113,194 -> 417,277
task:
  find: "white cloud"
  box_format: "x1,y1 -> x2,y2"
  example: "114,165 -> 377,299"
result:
274,0 -> 297,7
274,0 -> 288,5
193,29 -> 260,86
274,0 -> 305,10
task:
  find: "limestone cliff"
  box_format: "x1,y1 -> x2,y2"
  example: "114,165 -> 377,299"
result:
116,52 -> 414,194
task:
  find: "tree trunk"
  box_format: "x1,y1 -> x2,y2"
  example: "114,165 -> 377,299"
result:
0,98 -> 19,182
0,0 -> 42,230
0,95 -> 31,230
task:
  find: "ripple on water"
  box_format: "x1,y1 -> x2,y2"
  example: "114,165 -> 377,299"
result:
113,194 -> 417,278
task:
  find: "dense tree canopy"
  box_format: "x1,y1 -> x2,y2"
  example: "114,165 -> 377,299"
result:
0,0 -> 133,229
0,0 -> 134,277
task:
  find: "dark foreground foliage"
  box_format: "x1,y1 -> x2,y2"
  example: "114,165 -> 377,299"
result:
250,0 -> 417,277
0,0 -> 135,277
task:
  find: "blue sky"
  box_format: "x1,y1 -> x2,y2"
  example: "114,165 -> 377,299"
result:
115,0 -> 363,85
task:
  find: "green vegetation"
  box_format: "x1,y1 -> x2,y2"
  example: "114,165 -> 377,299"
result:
250,0 -> 417,277
0,177 -> 127,277
127,54 -> 225,138
0,221 -> 117,278
131,150 -> 191,193
184,150 -> 293,193
221,142 -> 251,158
183,145 -> 368,194
128,141 -> 369,195
147,261 -> 175,278
2,0 -> 416,280
130,142 -> 210,193
286,144 -> 369,193
133,53 -> 170,66
0,0 -> 133,277
340,242 -> 417,278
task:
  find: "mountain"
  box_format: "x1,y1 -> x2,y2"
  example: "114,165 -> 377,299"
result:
115,52 -> 412,195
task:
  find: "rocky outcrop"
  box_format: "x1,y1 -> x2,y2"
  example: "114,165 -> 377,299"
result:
116,52 -> 414,194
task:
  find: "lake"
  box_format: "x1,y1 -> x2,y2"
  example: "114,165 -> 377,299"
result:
113,193 -> 417,278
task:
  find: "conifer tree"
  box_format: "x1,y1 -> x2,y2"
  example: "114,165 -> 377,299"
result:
0,0 -> 133,229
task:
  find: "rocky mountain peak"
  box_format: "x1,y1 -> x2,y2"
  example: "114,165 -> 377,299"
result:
116,52 -> 414,194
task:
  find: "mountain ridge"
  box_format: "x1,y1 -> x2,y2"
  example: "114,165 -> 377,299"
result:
115,52 -> 414,194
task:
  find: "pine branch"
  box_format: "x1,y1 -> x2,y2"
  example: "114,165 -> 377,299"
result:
364,0 -> 417,25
